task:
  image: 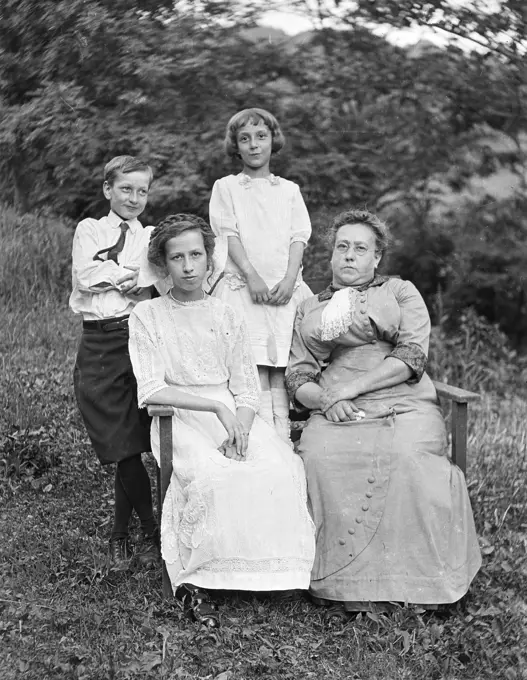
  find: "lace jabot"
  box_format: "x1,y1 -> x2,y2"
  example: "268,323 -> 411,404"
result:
318,275 -> 389,341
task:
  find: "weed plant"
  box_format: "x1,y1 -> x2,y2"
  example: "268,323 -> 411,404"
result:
0,202 -> 73,309
0,208 -> 526,679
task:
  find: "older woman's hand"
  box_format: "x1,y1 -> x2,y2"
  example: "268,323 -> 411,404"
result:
320,383 -> 360,412
324,400 -> 364,423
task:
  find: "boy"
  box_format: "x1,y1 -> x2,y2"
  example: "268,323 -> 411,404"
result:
71,155 -> 159,571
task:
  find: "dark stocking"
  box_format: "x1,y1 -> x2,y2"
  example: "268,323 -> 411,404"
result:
111,455 -> 156,540
111,470 -> 134,540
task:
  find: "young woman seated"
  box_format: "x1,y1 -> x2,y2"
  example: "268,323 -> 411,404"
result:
128,214 -> 315,627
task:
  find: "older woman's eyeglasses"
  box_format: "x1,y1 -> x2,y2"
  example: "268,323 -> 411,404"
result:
335,241 -> 370,256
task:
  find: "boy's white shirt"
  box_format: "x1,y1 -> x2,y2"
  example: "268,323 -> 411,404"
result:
70,210 -> 226,319
70,211 -> 160,320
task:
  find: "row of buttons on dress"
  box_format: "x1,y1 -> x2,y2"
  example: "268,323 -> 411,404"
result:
358,292 -> 375,341
339,294 -> 376,554
338,475 -> 376,552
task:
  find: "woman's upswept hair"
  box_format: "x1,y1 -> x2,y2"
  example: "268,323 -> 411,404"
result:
148,213 -> 216,272
224,108 -> 285,159
326,208 -> 391,258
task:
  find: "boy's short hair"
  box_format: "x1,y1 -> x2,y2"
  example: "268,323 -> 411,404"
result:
103,155 -> 154,187
224,108 -> 285,159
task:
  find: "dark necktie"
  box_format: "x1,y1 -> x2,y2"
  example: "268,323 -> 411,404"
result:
93,222 -> 129,263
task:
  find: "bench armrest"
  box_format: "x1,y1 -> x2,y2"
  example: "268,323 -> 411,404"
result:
432,381 -> 479,404
147,403 -> 174,598
147,404 -> 175,417
432,381 -> 479,475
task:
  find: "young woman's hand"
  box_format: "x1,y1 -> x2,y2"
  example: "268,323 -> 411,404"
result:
324,400 -> 364,422
268,277 -> 296,305
246,271 -> 270,304
218,441 -> 246,462
214,404 -> 248,457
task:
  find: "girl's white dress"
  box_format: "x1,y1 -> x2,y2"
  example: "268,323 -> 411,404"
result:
209,173 -> 312,366
128,295 -> 316,591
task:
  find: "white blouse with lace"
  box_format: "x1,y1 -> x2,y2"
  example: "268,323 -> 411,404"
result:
128,294 -> 315,592
129,294 -> 260,412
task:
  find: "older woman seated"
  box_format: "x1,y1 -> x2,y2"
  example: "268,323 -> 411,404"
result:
285,208 -> 481,611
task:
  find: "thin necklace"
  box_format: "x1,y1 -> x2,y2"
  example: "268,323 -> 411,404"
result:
169,288 -> 206,305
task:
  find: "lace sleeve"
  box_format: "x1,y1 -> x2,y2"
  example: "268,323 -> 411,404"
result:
390,343 -> 428,383
128,303 -> 168,408
224,305 -> 260,412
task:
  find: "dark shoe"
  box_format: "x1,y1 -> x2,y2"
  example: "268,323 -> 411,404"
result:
273,589 -> 306,602
135,528 -> 161,569
343,601 -> 399,613
175,584 -> 220,628
109,537 -> 131,571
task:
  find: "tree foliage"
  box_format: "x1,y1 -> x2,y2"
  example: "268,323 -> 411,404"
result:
1,0 -> 527,342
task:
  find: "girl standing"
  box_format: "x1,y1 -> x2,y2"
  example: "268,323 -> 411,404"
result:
209,108 -> 312,443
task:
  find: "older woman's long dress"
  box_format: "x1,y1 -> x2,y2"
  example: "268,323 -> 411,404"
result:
129,295 -> 315,592
286,276 -> 481,605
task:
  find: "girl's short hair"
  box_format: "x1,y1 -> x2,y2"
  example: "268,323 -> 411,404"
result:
326,209 -> 391,257
148,213 -> 216,272
224,108 -> 285,159
104,155 -> 154,187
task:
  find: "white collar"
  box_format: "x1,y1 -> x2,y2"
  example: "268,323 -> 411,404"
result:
238,173 -> 280,189
107,210 -> 140,234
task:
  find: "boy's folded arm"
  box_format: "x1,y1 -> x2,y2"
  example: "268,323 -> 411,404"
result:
72,219 -> 128,292
134,230 -> 167,288
76,261 -> 130,293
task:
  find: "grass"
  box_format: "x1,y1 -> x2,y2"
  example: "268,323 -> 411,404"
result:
0,205 -> 526,679
1,303 -> 526,680
0,203 -> 73,309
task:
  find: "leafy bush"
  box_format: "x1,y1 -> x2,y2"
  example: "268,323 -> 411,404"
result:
429,307 -> 525,396
0,203 -> 73,308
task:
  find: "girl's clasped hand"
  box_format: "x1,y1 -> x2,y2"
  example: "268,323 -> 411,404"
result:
268,277 -> 296,306
246,272 -> 296,306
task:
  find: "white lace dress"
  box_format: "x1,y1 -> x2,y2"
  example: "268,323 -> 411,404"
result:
209,174 -> 312,366
128,295 -> 315,592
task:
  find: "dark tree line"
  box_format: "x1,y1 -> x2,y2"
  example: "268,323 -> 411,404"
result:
1,0 -> 527,343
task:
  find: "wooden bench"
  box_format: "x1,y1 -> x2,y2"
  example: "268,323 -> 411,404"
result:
147,276 -> 479,597
147,381 -> 479,598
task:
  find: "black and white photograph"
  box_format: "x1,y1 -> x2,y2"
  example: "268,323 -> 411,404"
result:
1,1 -> 526,678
